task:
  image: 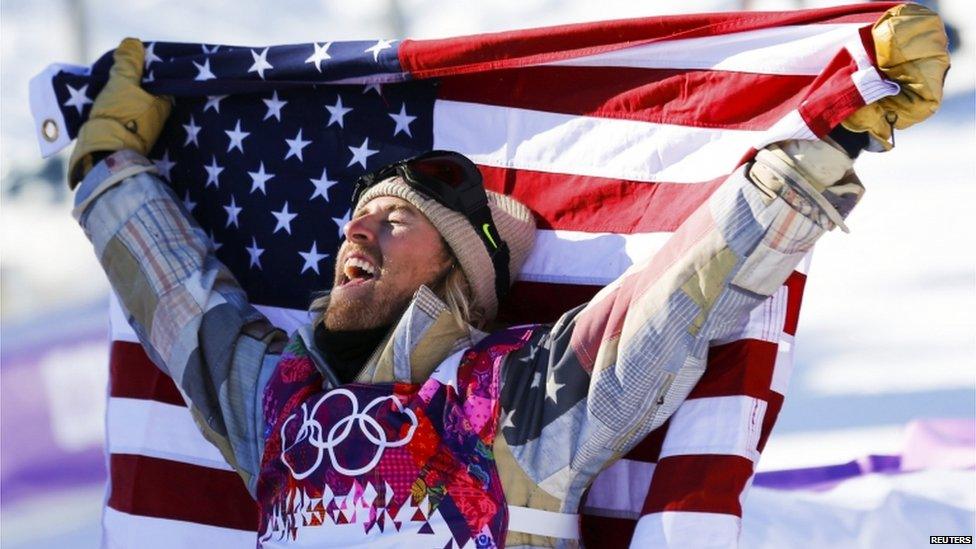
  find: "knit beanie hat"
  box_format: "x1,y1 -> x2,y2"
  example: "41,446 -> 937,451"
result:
355,177 -> 536,322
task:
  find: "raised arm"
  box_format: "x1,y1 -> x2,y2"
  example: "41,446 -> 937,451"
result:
498,139 -> 862,511
70,39 -> 285,496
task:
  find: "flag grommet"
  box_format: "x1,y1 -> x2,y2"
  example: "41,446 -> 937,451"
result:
41,119 -> 59,142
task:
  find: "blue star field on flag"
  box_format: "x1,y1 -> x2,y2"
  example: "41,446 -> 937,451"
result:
52,40 -> 436,309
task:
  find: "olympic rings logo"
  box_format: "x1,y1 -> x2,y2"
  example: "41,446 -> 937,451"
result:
279,388 -> 418,479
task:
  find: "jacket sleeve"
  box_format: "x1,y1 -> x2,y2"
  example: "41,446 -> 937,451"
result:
498,161 -> 829,508
73,149 -> 286,496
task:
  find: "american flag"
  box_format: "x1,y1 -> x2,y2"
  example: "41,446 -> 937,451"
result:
30,3 -> 902,546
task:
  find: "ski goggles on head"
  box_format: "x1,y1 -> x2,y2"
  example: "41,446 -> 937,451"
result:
351,150 -> 512,301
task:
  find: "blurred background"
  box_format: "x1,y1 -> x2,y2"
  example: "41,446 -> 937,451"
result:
1,0 -> 973,547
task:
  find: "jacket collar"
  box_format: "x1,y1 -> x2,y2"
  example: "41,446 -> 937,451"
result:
298,285 -> 485,385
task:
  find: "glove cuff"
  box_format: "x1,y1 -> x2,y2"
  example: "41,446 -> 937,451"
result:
68,118 -> 147,188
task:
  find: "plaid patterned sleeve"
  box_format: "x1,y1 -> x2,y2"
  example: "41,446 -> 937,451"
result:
500,162 -> 832,511
73,149 -> 286,495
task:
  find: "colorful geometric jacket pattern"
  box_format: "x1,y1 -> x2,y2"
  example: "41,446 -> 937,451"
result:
257,326 -> 534,547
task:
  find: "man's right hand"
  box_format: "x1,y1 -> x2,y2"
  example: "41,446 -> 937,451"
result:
841,3 -> 950,150
67,38 -> 172,188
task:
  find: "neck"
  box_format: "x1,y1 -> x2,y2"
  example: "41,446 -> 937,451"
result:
313,323 -> 391,384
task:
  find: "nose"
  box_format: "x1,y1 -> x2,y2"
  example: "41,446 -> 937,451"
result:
343,212 -> 376,244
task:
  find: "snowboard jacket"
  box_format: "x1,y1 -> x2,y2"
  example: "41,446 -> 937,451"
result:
74,149 -> 831,548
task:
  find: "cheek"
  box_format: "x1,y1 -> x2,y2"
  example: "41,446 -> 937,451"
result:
383,238 -> 449,285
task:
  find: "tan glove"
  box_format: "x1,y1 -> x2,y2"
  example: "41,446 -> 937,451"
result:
67,38 -> 173,188
842,3 -> 951,149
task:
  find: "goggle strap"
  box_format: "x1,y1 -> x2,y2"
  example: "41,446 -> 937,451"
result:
468,204 -> 511,303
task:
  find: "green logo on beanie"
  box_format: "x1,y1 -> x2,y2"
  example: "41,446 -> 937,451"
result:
482,223 -> 498,249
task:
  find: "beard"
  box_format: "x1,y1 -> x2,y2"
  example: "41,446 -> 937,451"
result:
322,281 -> 414,331
322,243 -> 450,331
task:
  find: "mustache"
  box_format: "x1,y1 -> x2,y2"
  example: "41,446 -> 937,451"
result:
338,244 -> 380,266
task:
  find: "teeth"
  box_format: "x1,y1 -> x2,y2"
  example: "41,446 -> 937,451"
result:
343,257 -> 376,278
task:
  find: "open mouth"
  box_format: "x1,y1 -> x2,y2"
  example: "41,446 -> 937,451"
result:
338,255 -> 378,287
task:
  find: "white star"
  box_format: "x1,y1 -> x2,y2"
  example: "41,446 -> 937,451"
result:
364,39 -> 394,62
143,70 -> 155,83
304,42 -> 332,72
362,83 -> 382,96
332,208 -> 351,239
530,370 -> 542,389
153,150 -> 176,180
298,242 -> 329,274
347,138 -> 378,169
271,202 -> 298,235
204,156 -> 224,188
144,42 -> 162,68
262,91 -> 287,121
309,168 -> 337,201
248,47 -> 274,79
63,84 -> 92,115
183,190 -> 197,213
201,44 -> 220,55
193,58 -> 216,81
224,119 -> 250,153
204,95 -> 227,113
223,195 -> 243,228
324,95 -> 352,128
209,230 -> 223,251
245,237 -> 264,269
389,103 -> 417,137
182,116 -> 202,147
545,370 -> 566,404
499,412 -> 515,431
248,162 -> 274,195
284,129 -> 311,161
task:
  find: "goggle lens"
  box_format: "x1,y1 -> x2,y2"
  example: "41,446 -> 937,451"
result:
409,157 -> 468,189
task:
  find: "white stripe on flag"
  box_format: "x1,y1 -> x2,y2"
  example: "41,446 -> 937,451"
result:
103,506 -> 254,548
660,396 -> 767,462
109,293 -> 308,342
545,24 -> 864,75
582,458 -> 655,518
770,334 -> 796,396
631,511 -> 741,549
433,99 -> 765,183
520,230 -> 670,285
106,396 -> 234,471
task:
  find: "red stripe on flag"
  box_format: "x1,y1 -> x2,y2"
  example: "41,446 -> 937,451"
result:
689,339 -> 778,400
108,454 -> 258,531
783,271 -> 807,336
480,166 -> 723,233
399,4 -> 895,79
641,454 -> 754,515
581,514 -> 639,549
110,341 -> 186,407
758,391 -> 786,452
797,48 -> 864,137
623,418 -> 671,464
498,281 -> 599,325
438,67 -> 812,130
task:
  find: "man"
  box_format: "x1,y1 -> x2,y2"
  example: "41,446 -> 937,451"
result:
69,9 -> 947,545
